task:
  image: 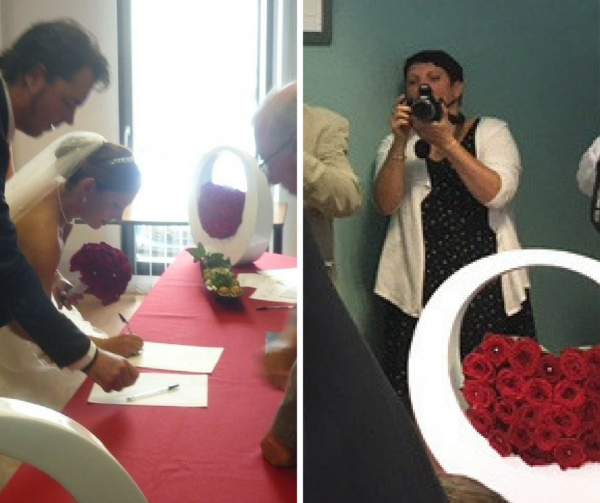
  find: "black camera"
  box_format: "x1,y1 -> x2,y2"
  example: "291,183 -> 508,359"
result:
407,84 -> 443,122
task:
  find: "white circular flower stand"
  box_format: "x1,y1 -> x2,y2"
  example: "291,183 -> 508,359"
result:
188,146 -> 273,266
409,249 -> 600,503
0,398 -> 147,502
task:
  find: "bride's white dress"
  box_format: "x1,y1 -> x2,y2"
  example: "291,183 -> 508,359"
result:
0,303 -> 107,488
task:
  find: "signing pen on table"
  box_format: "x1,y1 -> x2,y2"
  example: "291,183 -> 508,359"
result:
256,305 -> 295,311
126,383 -> 180,402
118,312 -> 134,334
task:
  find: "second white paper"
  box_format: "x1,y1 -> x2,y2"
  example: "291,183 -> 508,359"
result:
88,372 -> 208,407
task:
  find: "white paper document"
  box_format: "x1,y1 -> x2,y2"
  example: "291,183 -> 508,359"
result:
238,269 -> 297,303
88,372 -> 208,407
128,341 -> 223,373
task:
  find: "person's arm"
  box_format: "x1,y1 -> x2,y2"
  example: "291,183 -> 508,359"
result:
373,100 -> 411,215
261,361 -> 297,468
413,115 -> 519,208
303,109 -> 361,217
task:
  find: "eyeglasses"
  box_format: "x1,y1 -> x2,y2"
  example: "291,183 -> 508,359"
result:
258,135 -> 296,176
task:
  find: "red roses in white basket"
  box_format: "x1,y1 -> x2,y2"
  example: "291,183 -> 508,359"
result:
462,333 -> 600,470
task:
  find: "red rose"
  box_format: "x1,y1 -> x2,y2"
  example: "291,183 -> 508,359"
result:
537,353 -> 563,384
496,368 -> 525,399
466,407 -> 495,436
523,378 -> 553,406
533,423 -> 560,451
516,402 -> 542,424
507,338 -> 542,376
462,381 -> 496,409
463,352 -> 496,382
507,420 -> 534,451
559,348 -> 588,382
493,397 -> 519,425
480,333 -> 513,368
581,428 -> 600,462
553,439 -> 587,470
584,346 -> 600,373
579,399 -> 600,430
584,374 -> 600,400
541,406 -> 581,437
554,380 -> 586,409
487,430 -> 512,457
519,446 -> 554,467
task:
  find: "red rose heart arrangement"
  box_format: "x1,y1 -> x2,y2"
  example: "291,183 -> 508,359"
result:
70,242 -> 133,306
462,333 -> 600,470
198,181 -> 245,239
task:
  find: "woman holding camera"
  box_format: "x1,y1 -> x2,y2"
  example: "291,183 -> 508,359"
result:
373,50 -> 536,411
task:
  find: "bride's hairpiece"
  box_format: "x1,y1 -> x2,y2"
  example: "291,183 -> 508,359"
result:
108,156 -> 135,165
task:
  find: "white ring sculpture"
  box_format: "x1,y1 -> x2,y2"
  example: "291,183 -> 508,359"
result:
0,398 -> 147,502
189,146 -> 273,266
409,249 -> 600,503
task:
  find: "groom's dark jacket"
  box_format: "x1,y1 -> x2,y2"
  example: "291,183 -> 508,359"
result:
0,81 -> 90,367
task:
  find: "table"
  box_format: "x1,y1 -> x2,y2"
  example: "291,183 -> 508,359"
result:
0,251 -> 297,502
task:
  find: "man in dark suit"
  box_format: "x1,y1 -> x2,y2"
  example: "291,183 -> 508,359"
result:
255,81 -> 448,501
0,19 -> 138,391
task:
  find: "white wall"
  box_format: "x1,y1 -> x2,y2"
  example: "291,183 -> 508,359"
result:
2,0 -> 124,282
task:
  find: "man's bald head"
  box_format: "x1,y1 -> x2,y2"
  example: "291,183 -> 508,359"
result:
254,82 -> 297,194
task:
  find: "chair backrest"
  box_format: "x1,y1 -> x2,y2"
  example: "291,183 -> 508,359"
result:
0,398 -> 148,503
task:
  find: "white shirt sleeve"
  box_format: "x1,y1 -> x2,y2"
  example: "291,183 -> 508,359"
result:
577,136 -> 600,197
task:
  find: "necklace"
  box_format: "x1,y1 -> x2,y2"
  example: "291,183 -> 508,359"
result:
57,189 -> 74,224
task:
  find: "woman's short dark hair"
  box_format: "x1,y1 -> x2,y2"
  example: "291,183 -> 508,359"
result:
65,143 -> 141,194
0,18 -> 109,88
403,50 -> 464,83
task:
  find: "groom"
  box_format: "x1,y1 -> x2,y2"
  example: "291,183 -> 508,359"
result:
0,19 -> 138,391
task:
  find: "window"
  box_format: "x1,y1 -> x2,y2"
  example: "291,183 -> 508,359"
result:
118,0 -> 296,273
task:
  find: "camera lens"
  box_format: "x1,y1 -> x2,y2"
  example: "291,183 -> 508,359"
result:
411,100 -> 437,121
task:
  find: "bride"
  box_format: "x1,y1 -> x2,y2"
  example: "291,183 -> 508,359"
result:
1,132 -> 144,411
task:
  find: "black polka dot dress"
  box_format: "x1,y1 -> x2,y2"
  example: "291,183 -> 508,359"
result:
379,119 -> 536,414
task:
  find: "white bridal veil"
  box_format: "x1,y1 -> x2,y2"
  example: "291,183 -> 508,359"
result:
5,131 -> 105,223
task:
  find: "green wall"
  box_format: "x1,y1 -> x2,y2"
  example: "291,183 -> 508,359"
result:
304,0 -> 599,354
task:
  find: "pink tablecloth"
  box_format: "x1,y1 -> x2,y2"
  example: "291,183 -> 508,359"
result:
0,251 -> 297,502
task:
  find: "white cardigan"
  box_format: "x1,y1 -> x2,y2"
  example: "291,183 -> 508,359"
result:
374,117 -> 530,317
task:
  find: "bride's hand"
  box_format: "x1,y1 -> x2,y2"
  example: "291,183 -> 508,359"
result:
52,272 -> 82,309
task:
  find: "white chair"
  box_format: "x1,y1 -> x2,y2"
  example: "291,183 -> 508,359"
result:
0,397 -> 148,502
409,249 -> 600,503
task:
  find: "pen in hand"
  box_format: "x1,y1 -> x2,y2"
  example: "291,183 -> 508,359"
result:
126,383 -> 180,402
118,312 -> 134,334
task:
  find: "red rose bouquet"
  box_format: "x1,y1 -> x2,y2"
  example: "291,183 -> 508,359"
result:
198,181 -> 245,239
462,333 -> 600,470
69,242 -> 133,305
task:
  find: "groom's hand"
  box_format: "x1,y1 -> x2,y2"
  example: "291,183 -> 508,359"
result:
85,349 -> 139,392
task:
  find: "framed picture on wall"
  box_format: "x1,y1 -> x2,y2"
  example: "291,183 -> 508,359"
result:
303,0 -> 332,46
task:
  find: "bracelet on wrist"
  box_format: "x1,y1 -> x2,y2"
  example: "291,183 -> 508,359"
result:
443,138 -> 459,151
81,348 -> 99,374
390,152 -> 406,162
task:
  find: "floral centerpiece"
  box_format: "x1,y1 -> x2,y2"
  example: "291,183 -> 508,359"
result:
186,242 -> 231,270
186,242 -> 243,300
69,242 -> 132,305
462,333 -> 600,470
197,181 -> 246,239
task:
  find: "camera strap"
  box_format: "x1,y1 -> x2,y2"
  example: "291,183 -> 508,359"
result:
448,113 -> 465,125
591,159 -> 600,234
